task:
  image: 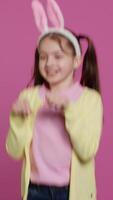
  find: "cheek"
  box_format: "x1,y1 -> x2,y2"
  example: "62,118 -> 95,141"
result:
60,59 -> 74,71
61,57 -> 73,65
39,60 -> 44,68
39,61 -> 45,71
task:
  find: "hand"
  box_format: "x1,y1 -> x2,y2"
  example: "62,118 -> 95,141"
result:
11,99 -> 32,117
45,91 -> 69,113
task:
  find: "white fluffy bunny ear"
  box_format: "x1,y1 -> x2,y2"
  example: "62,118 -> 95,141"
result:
31,0 -> 48,33
47,0 -> 64,28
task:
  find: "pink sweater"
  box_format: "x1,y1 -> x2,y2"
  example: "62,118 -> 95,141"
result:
30,81 -> 84,186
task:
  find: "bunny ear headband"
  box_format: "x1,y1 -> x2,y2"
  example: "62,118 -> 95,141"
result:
31,0 -> 81,58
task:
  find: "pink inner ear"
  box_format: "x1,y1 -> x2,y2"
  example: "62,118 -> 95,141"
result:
32,0 -> 48,32
47,0 -> 64,28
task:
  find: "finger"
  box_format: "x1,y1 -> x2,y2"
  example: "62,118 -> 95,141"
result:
12,101 -> 21,114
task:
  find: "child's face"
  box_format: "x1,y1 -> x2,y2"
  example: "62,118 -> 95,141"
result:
38,37 -> 77,87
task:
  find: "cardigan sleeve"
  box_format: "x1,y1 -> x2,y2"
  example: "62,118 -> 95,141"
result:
64,89 -> 103,163
6,88 -> 36,160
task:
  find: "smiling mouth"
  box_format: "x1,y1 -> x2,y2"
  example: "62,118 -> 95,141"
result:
47,72 -> 56,76
47,70 -> 59,76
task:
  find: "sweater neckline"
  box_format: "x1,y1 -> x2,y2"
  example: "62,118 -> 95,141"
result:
41,81 -> 81,95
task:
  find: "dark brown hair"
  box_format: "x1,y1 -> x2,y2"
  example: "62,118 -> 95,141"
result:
28,29 -> 101,93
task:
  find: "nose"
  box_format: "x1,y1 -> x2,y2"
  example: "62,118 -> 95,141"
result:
46,56 -> 54,69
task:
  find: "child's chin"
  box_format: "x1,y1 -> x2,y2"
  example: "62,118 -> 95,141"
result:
47,78 -> 61,85
47,76 -> 61,83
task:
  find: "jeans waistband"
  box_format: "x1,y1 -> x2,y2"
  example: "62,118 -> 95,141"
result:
29,181 -> 69,191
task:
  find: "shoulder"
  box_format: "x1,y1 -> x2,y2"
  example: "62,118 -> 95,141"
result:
68,86 -> 103,113
20,85 -> 40,94
77,86 -> 103,112
18,85 -> 40,100
83,87 -> 102,102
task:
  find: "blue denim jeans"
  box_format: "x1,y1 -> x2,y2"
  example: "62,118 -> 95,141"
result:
27,181 -> 69,200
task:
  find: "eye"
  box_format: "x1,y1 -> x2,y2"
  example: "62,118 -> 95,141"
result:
39,54 -> 46,60
55,54 -> 63,59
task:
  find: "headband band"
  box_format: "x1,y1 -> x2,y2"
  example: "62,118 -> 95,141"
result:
38,28 -> 81,57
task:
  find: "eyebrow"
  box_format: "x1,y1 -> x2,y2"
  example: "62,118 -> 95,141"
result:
39,50 -> 63,54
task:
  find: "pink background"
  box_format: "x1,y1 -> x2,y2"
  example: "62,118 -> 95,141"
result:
0,0 -> 113,199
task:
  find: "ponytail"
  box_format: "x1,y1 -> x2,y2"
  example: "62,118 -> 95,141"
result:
76,34 -> 101,93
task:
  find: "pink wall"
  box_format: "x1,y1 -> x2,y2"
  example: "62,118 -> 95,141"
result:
0,0 -> 113,199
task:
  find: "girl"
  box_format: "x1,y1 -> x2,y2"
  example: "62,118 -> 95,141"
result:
6,0 -> 103,200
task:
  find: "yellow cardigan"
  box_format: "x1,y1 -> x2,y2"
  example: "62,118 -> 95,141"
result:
6,85 -> 103,200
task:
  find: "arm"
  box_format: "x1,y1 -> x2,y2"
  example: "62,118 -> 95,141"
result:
6,89 -> 33,160
64,89 -> 103,163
